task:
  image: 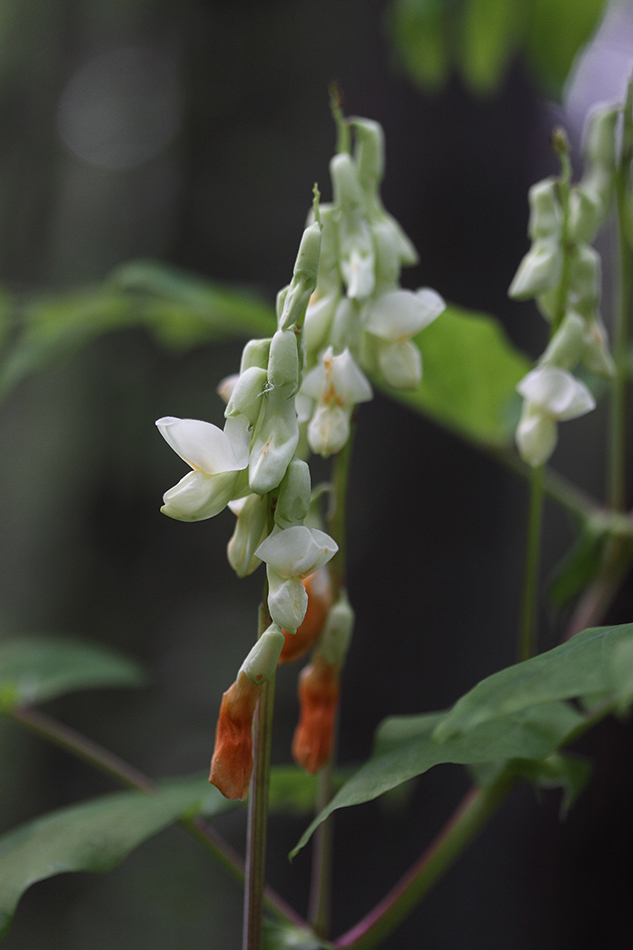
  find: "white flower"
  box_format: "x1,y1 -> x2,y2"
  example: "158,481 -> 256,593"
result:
362,288 -> 445,389
301,347 -> 373,456
515,366 -> 596,466
156,416 -> 247,521
255,526 -> 338,631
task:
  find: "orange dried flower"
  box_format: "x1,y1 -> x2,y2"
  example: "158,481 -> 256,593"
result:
209,671 -> 261,800
279,568 -> 332,665
292,654 -> 340,774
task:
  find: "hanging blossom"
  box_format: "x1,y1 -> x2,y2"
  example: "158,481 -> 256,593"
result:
508,113 -> 618,468
301,346 -> 373,457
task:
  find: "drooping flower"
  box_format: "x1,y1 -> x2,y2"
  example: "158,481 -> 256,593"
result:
156,417 -> 248,522
279,568 -> 332,664
301,346 -> 373,457
515,365 -> 596,467
292,654 -> 340,774
209,671 -> 260,800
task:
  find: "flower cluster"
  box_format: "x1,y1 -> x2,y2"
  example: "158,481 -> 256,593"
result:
157,112 -> 445,796
509,107 -> 619,467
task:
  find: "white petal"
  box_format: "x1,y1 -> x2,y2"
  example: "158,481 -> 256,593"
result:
156,417 -> 243,474
308,404 -> 351,457
517,366 -> 595,419
330,349 -> 373,405
515,407 -> 557,467
364,289 -> 444,342
255,526 -> 337,579
223,415 -> 251,469
378,340 -> 422,390
216,374 -> 239,404
266,569 -> 308,631
161,469 -> 239,521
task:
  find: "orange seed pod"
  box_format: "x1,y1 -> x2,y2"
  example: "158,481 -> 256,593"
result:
292,654 -> 340,774
209,671 -> 261,800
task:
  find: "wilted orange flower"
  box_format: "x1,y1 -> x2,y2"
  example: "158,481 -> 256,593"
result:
292,654 -> 340,774
209,671 -> 261,800
279,568 -> 331,664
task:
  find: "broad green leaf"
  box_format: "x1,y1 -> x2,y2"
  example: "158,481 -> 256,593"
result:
264,920 -> 332,950
111,260 -> 276,348
388,0 -> 449,91
459,0 -> 526,94
0,777 -> 231,938
291,701 -> 582,857
471,750 -> 591,817
525,0 -> 606,97
385,303 -> 529,447
0,636 -> 147,709
434,624 -> 633,741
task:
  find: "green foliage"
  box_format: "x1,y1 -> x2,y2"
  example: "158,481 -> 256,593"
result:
388,0 -> 607,96
386,304 -> 529,447
548,519 -> 609,607
0,776 -> 231,939
291,623 -> 633,857
263,920 -> 332,949
471,751 -> 592,817
0,635 -> 147,709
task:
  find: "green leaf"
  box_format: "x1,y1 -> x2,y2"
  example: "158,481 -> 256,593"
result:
525,0 -> 607,97
0,636 -> 147,709
388,0 -> 450,92
471,750 -> 591,817
268,766 -> 320,815
459,0 -> 526,94
291,701 -> 582,857
434,623 -> 633,741
111,260 -> 276,348
0,777 -> 230,938
384,303 -> 529,447
264,920 -> 332,950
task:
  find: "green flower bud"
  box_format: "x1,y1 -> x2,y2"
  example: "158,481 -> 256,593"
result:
249,387 -> 299,495
330,153 -> 364,212
315,590 -> 354,667
351,116 -> 385,192
582,313 -> 615,377
539,311 -> 585,371
567,186 -> 602,244
527,179 -> 562,241
508,240 -> 563,300
225,366 -> 268,426
227,493 -> 269,577
583,103 -> 619,169
275,458 -> 311,529
568,245 -> 600,319
268,328 -> 300,390
279,221 -> 322,330
239,624 -> 285,685
240,338 -> 271,374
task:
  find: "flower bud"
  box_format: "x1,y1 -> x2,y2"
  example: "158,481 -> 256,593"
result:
279,568 -> 332,664
239,623 -> 285,685
209,671 -> 260,800
275,459 -> 311,529
539,311 -> 585,371
240,338 -> 271,374
224,366 -> 268,425
508,240 -> 563,300
568,245 -> 600,319
292,655 -> 340,774
216,374 -> 239,404
315,590 -> 354,666
582,103 -> 619,169
227,493 -> 269,577
248,387 -> 299,495
377,339 -> 422,389
516,403 -> 557,467
567,186 -> 602,244
266,569 -> 309,632
268,328 -> 300,390
330,153 -> 364,212
527,179 -> 562,241
351,116 -> 385,192
279,221 -> 323,330
582,314 -> 615,377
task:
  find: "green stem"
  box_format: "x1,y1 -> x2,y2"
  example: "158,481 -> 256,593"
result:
518,463 -> 545,662
608,82 -> 633,512
243,598 -> 277,950
308,757 -> 336,936
327,425 -> 354,594
333,776 -> 515,950
7,704 -> 304,927
551,129 -> 573,336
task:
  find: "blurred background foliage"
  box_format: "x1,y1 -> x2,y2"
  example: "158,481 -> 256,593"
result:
1,0 -> 633,948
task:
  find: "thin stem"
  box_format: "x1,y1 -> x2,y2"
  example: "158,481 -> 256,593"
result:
308,758 -> 336,936
518,463 -> 545,662
327,424 -> 354,594
563,534 -> 633,639
333,776 -> 515,950
243,598 -> 277,950
608,81 -> 633,512
7,704 -> 304,928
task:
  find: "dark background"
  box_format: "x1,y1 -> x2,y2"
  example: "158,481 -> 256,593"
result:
0,1 -> 631,947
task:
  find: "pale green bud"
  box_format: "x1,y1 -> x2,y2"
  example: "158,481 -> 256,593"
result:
279,221 -> 322,330
268,328 -> 300,390
276,459 -> 311,529
508,240 -> 563,300
582,313 -> 615,377
583,103 -> 619,169
315,590 -> 354,666
239,623 -> 285,685
351,116 -> 385,192
330,153 -> 364,212
330,296 -> 361,354
304,289 -> 341,358
539,311 -> 585,371
377,338 -> 422,389
528,179 -> 562,241
372,218 -> 401,286
568,245 -> 600,319
567,186 -> 602,244
225,366 -> 268,426
240,338 -> 271,374
266,569 -> 307,632
249,387 -> 299,495
227,493 -> 269,577
339,215 -> 375,300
